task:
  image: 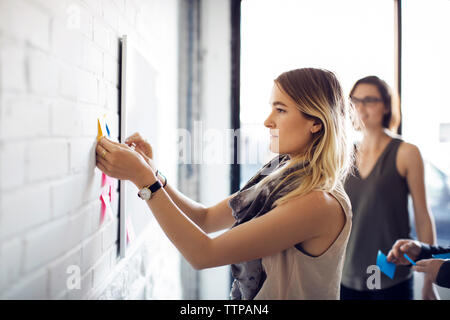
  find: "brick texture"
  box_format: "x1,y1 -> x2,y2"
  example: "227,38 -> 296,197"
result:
0,0 -> 180,299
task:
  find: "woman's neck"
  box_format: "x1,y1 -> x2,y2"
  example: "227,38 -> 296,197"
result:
360,127 -> 391,153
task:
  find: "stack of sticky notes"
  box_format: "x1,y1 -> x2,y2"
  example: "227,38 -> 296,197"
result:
97,114 -> 116,223
96,115 -> 135,243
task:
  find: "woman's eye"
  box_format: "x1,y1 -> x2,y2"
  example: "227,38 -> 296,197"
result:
276,108 -> 286,113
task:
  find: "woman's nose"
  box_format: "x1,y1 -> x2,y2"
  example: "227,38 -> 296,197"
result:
264,113 -> 275,128
354,103 -> 364,113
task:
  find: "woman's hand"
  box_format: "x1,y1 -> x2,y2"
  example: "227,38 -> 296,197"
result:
387,239 -> 422,265
96,137 -> 155,186
124,132 -> 156,171
414,259 -> 445,284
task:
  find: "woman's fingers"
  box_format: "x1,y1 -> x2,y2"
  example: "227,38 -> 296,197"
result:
135,148 -> 147,159
98,137 -> 114,152
96,157 -> 109,175
102,137 -> 123,147
96,152 -> 109,167
392,240 -> 407,259
387,250 -> 396,262
400,243 -> 416,258
99,136 -> 125,152
125,132 -> 142,144
413,259 -> 430,273
388,239 -> 416,265
412,265 -> 426,273
96,143 -> 110,161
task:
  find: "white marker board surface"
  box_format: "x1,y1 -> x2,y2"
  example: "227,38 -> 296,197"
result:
120,35 -> 158,257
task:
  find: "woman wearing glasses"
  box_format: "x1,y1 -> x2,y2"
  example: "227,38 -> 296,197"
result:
340,76 -> 438,300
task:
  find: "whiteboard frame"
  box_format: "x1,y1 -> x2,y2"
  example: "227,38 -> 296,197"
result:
119,35 -> 128,259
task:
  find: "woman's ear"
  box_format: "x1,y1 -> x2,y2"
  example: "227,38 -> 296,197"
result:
310,121 -> 322,134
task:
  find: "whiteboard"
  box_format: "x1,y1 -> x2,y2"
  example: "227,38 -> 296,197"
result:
119,35 -> 158,258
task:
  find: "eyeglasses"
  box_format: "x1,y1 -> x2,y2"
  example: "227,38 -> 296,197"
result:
350,96 -> 383,107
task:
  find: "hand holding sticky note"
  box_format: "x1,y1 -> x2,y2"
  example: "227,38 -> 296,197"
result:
376,250 -> 396,279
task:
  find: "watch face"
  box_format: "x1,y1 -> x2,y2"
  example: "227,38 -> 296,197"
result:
139,188 -> 151,200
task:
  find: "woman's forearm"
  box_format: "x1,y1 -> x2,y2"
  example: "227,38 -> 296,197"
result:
159,178 -> 208,231
134,172 -> 211,269
415,210 -> 437,245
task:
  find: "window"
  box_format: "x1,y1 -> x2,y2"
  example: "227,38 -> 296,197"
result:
402,0 -> 450,245
240,0 -> 395,185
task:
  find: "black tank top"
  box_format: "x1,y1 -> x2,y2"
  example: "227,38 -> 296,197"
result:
341,138 -> 413,290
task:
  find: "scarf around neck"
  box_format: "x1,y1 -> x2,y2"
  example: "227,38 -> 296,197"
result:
228,154 -> 309,300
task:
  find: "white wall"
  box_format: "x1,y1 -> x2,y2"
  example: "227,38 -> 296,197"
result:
0,0 -> 180,299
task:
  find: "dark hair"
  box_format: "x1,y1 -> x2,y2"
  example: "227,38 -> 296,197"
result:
349,75 -> 400,132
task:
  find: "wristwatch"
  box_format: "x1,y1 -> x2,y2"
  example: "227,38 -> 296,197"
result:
137,180 -> 163,200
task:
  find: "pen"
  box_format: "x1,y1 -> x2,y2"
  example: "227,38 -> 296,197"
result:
403,253 -> 416,266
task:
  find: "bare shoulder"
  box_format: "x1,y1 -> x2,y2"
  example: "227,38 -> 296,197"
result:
397,142 -> 423,176
398,141 -> 422,159
291,190 -> 345,228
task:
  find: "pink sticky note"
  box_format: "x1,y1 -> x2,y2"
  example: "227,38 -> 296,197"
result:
102,173 -> 115,187
109,184 -> 115,203
101,173 -> 116,202
126,216 -> 136,244
99,194 -> 106,223
108,176 -> 116,187
100,191 -> 114,223
109,178 -> 116,202
101,173 -> 107,187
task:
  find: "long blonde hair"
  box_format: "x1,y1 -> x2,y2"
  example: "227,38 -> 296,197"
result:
259,68 -> 354,207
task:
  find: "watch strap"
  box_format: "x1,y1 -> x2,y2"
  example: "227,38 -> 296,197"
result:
156,170 -> 167,188
149,179 -> 162,193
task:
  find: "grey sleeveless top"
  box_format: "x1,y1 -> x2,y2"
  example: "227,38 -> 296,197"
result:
342,138 -> 413,290
228,154 -> 308,300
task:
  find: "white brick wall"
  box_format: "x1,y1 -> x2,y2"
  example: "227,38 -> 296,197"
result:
0,0 -> 181,299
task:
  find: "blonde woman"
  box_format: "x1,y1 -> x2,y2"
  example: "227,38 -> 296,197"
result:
95,68 -> 354,300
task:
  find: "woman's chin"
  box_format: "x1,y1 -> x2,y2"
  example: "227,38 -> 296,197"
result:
269,144 -> 281,154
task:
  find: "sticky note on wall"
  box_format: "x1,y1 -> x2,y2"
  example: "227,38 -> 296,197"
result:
100,190 -> 114,223
101,173 -> 117,203
97,114 -> 111,141
97,117 -> 106,141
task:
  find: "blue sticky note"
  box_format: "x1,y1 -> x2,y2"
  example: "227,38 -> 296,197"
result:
376,250 -> 396,280
403,253 -> 416,265
105,123 -> 111,137
432,253 -> 450,259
